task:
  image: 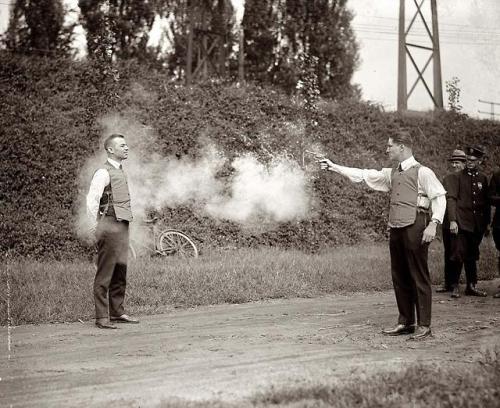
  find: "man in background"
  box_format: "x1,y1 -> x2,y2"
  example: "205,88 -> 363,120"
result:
489,167 -> 500,298
87,134 -> 139,329
446,145 -> 490,298
319,130 -> 446,340
436,149 -> 466,297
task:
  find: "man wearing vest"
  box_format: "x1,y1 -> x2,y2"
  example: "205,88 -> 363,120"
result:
318,130 -> 446,340
446,144 -> 490,298
86,133 -> 139,329
488,168 -> 500,298
436,149 -> 467,296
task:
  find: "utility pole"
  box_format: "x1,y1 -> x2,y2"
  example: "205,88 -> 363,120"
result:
478,99 -> 500,120
397,0 -> 443,112
185,1 -> 229,85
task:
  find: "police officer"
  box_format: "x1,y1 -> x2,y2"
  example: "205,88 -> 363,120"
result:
445,144 -> 490,297
436,149 -> 467,294
488,168 -> 500,298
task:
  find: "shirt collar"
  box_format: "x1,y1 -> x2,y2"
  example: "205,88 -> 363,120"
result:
107,158 -> 122,169
399,156 -> 418,171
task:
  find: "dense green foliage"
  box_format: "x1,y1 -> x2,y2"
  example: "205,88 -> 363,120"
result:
1,53 -> 500,259
2,0 -> 74,56
78,0 -> 157,60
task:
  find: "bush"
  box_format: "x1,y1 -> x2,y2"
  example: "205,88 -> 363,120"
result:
1,53 -> 500,259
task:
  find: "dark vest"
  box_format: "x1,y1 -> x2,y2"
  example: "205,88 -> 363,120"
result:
389,164 -> 422,228
98,162 -> 133,222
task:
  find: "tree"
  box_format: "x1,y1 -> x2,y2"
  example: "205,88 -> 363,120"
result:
78,0 -> 158,60
2,0 -> 74,56
242,0 -> 359,99
241,0 -> 278,82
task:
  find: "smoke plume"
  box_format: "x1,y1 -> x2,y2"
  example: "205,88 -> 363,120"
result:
77,115 -> 316,239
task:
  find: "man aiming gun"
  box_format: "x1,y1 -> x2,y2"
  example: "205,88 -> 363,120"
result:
318,130 -> 446,340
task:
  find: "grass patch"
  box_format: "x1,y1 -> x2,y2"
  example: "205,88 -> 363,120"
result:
250,349 -> 500,408
1,241 -> 497,325
156,349 -> 500,408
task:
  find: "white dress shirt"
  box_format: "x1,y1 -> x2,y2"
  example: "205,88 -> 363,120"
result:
86,158 -> 122,229
328,156 -> 447,223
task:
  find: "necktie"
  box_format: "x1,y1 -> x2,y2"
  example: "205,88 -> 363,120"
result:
398,163 -> 403,172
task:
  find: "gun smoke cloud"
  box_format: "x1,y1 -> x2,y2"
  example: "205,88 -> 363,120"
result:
77,114 -> 316,236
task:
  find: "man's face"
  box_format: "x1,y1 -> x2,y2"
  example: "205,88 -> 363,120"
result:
450,160 -> 465,173
108,137 -> 129,161
386,138 -> 401,161
465,155 -> 480,170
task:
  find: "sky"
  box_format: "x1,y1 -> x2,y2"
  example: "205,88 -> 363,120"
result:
1,0 -> 499,117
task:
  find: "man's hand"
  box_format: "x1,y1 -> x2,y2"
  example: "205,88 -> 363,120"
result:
449,221 -> 459,234
422,221 -> 437,243
319,158 -> 335,171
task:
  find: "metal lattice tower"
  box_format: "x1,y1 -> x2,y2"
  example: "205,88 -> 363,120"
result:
398,0 -> 443,111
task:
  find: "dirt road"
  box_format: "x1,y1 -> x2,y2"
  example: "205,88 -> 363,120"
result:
2,281 -> 500,407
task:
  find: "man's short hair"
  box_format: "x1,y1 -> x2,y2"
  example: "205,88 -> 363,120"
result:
104,133 -> 125,150
391,130 -> 413,148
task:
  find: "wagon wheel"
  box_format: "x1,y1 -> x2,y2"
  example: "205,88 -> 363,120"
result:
157,230 -> 199,258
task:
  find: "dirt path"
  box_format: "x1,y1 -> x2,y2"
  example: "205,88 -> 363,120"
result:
2,281 -> 500,407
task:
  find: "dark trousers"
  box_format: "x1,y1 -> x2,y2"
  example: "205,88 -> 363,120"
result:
442,228 -> 463,289
389,213 -> 432,327
449,229 -> 484,286
493,228 -> 500,252
94,216 -> 129,319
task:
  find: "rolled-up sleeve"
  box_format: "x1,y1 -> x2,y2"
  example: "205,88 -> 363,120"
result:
419,167 -> 447,223
329,163 -> 391,192
86,169 -> 109,228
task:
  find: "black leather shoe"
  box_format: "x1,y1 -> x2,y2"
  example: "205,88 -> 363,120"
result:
465,286 -> 487,297
408,326 -> 432,341
110,314 -> 139,324
493,292 -> 500,298
450,287 -> 460,298
95,318 -> 118,329
382,324 -> 415,336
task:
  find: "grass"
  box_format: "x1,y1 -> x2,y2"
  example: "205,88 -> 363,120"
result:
0,240 -> 498,325
155,349 -> 500,408
252,349 -> 500,408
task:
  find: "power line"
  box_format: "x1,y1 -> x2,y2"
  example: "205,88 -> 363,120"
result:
353,23 -> 500,38
354,14 -> 499,31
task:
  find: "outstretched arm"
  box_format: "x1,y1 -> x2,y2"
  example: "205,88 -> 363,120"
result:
319,158 -> 392,192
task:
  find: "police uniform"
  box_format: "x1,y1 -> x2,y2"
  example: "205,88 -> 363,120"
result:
489,170 -> 500,253
439,150 -> 467,292
445,147 -> 490,294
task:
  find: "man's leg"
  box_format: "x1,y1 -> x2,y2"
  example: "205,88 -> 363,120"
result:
109,263 -> 127,317
493,229 -> 500,298
464,230 -> 487,296
437,228 -> 452,292
449,231 -> 467,296
389,227 -> 415,326
94,218 -> 118,325
404,213 -> 432,328
108,222 -> 138,323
